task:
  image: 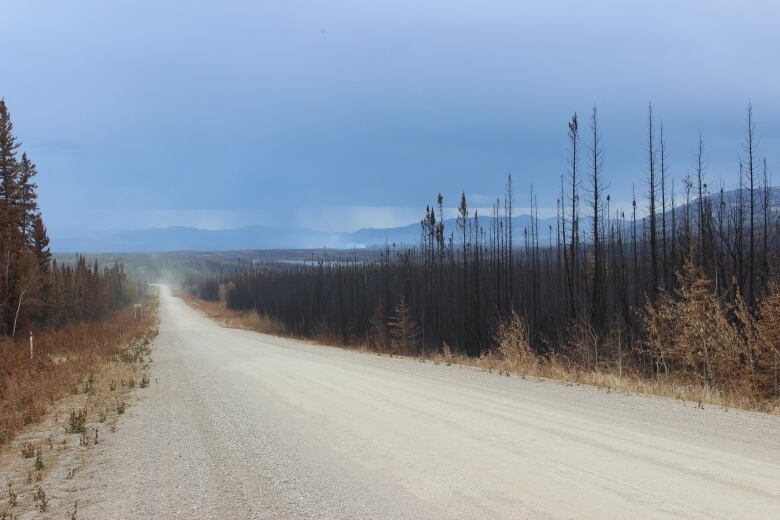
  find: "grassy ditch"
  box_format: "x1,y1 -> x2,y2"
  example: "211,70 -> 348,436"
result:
0,296 -> 159,447
0,296 -> 158,518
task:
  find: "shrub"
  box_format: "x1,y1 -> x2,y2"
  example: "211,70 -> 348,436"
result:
492,311 -> 538,373
82,374 -> 95,394
7,482 -> 17,507
20,442 -> 35,458
32,486 -> 47,512
34,449 -> 44,471
67,409 -> 87,434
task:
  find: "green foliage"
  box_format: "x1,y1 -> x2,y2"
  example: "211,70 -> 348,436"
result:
34,449 -> 44,471
67,409 -> 87,434
0,99 -> 134,337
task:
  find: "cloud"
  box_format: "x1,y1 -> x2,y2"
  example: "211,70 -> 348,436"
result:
291,206 -> 425,232
5,0 -> 779,239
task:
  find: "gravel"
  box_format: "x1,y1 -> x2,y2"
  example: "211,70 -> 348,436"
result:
71,286 -> 780,519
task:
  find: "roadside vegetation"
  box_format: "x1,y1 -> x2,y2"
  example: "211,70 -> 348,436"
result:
0,301 -> 158,443
1,98 -> 159,518
0,98 -> 150,442
185,103 -> 780,413
0,299 -> 158,518
1,100 -> 137,338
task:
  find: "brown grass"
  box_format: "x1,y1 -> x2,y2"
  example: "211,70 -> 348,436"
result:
181,293 -> 290,337
0,296 -> 159,446
0,297 -> 158,518
183,293 -> 780,415
466,351 -> 780,413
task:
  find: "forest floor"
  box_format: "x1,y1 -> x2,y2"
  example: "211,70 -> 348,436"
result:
181,293 -> 780,415
64,285 -> 780,519
0,304 -> 158,519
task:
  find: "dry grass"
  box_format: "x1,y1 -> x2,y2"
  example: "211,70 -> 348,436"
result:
184,293 -> 780,415
181,293 -> 290,337
0,298 -> 158,518
468,351 -> 780,413
0,296 -> 159,446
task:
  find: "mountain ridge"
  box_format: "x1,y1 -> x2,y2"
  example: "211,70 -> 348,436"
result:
54,187 -> 780,253
53,215 -> 557,253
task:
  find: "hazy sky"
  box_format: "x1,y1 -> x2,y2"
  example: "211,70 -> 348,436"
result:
1,0 -> 778,236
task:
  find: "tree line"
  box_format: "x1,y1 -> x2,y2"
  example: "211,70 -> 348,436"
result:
186,103 -> 780,404
0,99 -> 134,338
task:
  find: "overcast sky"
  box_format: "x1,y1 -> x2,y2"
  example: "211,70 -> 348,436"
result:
1,0 -> 778,236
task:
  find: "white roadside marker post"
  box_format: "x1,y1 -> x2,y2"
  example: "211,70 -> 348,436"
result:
29,331 -> 33,360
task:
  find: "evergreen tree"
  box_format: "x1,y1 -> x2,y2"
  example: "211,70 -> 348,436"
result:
0,99 -> 131,336
389,296 -> 420,354
18,152 -> 39,241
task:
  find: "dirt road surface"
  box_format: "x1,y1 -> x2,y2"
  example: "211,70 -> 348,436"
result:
73,286 -> 780,519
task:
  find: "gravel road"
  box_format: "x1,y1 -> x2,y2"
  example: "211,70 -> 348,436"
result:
75,286 -> 780,519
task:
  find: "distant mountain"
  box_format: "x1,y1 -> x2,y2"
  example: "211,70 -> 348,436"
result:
52,215 -> 559,253
55,186 -> 778,253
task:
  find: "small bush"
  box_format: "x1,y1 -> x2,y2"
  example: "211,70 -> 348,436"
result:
140,373 -> 150,388
32,486 -> 47,512
116,401 -> 126,414
67,409 -> 87,434
34,449 -> 44,471
7,482 -> 17,507
82,374 -> 95,394
20,442 -> 35,458
492,311 -> 538,374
